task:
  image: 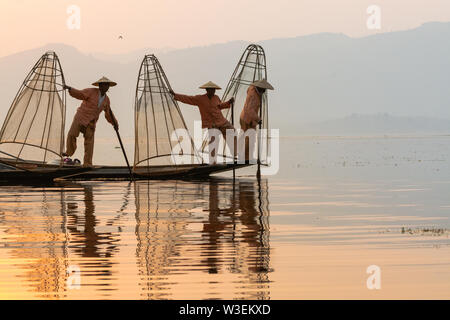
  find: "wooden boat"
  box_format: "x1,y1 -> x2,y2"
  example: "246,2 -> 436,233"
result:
0,162 -> 250,183
54,163 -> 250,181
0,166 -> 90,183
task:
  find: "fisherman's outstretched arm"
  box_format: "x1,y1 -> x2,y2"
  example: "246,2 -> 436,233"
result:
63,85 -> 89,101
169,90 -> 200,106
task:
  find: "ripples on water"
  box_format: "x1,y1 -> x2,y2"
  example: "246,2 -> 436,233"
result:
1,137 -> 450,299
0,178 -> 272,299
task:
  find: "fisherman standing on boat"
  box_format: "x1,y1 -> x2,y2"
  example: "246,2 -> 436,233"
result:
239,79 -> 274,161
62,77 -> 119,168
169,81 -> 235,161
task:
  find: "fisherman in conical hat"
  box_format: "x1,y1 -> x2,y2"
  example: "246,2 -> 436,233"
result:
62,76 -> 119,167
240,79 -> 274,131
169,81 -> 235,159
239,79 -> 274,161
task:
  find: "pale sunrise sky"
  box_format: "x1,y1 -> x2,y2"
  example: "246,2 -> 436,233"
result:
1,0 -> 450,57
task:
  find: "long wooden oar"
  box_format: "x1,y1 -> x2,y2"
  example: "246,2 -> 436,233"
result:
108,108 -> 133,181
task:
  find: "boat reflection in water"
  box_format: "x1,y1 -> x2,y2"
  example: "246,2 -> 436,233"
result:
0,183 -> 123,298
0,178 -> 271,299
134,178 -> 271,300
64,184 -> 121,282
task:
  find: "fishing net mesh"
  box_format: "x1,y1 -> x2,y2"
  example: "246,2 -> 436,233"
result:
134,55 -> 201,174
0,51 -> 66,165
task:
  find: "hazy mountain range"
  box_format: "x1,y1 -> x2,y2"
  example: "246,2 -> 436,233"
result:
1,21 -> 450,138
296,113 -> 450,136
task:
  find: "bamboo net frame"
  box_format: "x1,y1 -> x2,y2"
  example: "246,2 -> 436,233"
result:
0,51 -> 66,166
134,55 -> 201,174
201,44 -> 270,165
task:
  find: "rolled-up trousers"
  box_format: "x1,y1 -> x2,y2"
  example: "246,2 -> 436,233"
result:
65,119 -> 96,167
239,118 -> 257,162
209,121 -> 236,163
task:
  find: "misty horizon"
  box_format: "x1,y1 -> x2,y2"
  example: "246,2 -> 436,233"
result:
1,20 -> 447,59
1,21 -> 450,138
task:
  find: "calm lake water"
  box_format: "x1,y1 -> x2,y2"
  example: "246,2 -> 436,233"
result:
0,136 -> 449,299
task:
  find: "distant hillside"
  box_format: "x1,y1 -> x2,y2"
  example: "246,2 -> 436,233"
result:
1,22 -> 450,138
295,114 -> 450,136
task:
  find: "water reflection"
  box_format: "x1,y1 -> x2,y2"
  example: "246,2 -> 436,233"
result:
0,178 -> 272,299
134,181 -> 196,299
65,183 -> 120,288
134,178 -> 271,299
1,188 -> 69,298
202,179 -> 271,298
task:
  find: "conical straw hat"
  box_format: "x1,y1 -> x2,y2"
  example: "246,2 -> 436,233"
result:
92,76 -> 117,87
251,79 -> 274,90
199,81 -> 221,90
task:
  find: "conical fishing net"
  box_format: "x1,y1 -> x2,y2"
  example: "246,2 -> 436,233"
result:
0,51 -> 66,166
134,55 -> 201,174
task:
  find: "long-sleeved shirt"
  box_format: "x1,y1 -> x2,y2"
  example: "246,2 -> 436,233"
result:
68,87 -> 117,128
240,86 -> 261,129
174,93 -> 231,129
